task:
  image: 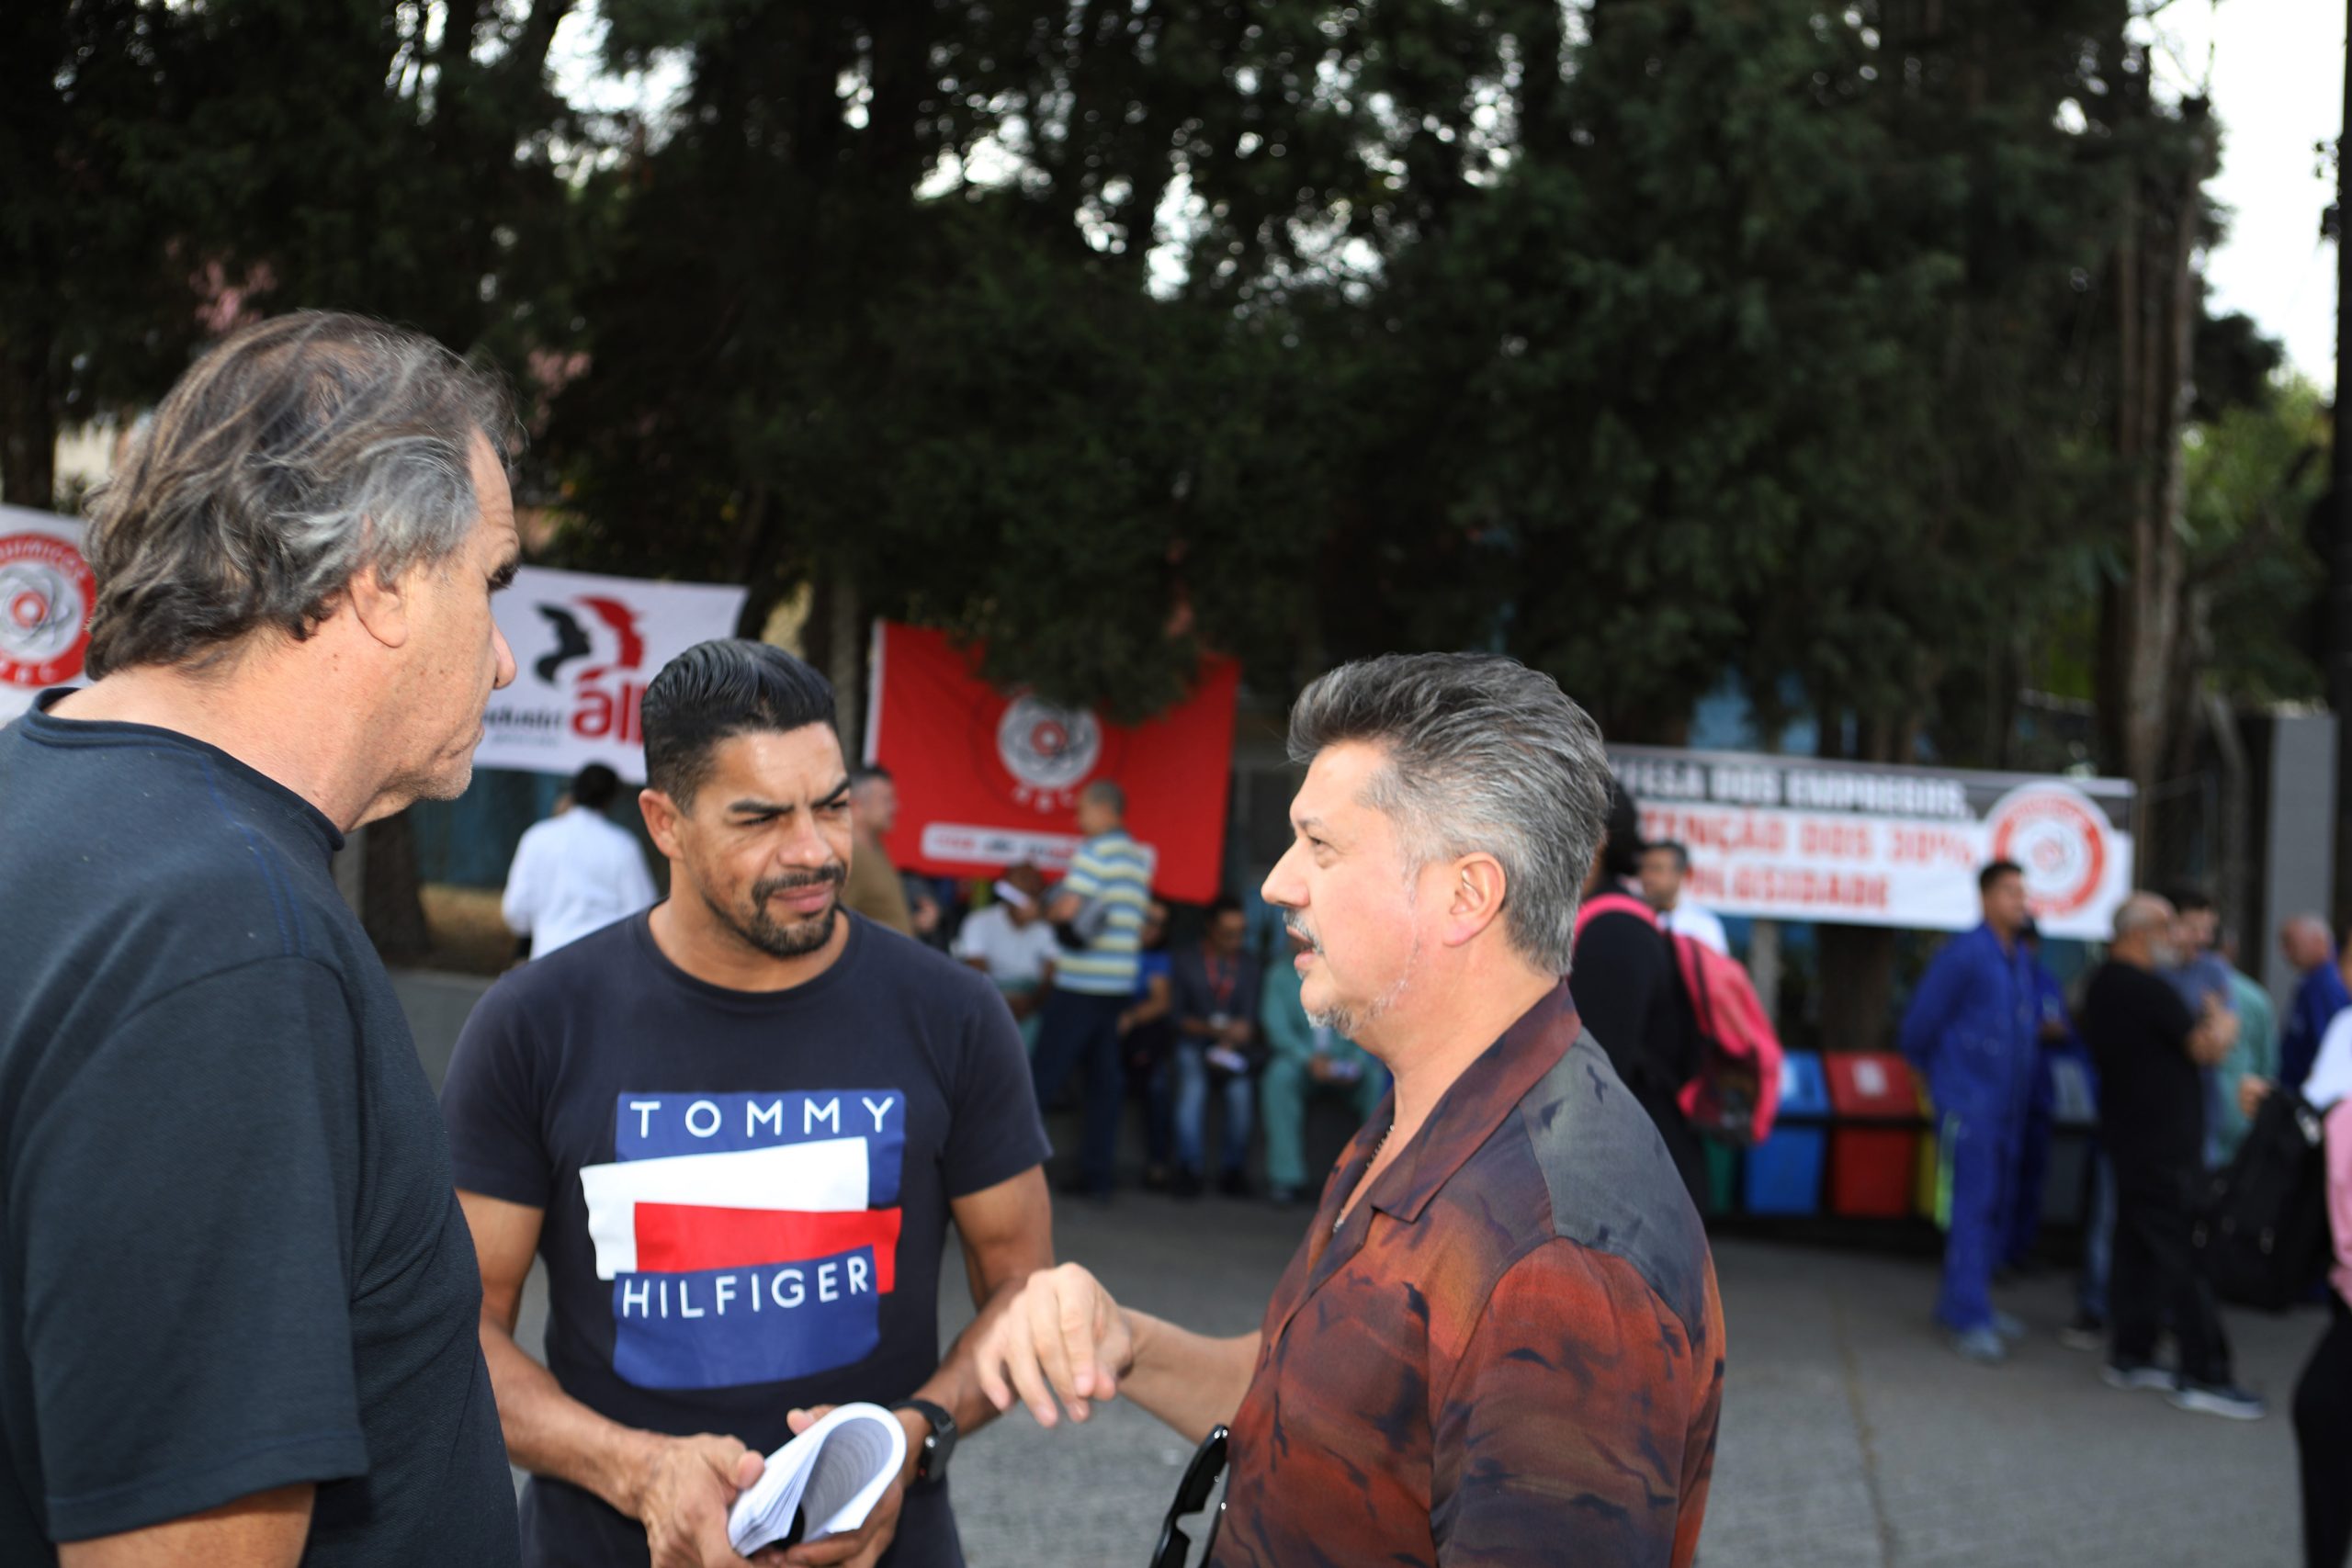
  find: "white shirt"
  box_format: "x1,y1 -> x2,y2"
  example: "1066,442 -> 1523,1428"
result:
951,904 -> 1065,989
501,807 -> 660,958
1659,901 -> 1731,956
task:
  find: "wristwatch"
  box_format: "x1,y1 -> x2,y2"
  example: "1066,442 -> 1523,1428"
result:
891,1397 -> 957,1488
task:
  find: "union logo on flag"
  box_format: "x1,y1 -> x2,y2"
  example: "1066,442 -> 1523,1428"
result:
580,1090 -> 906,1391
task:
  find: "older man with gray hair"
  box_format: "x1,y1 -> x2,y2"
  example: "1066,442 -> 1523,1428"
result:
2080,891 -> 2262,1420
971,653 -> 1724,1566
0,312 -> 525,1564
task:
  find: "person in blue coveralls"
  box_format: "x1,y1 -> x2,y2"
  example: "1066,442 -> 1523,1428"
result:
1900,861 -> 2041,1364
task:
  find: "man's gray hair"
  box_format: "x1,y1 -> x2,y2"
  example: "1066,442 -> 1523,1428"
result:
1287,652 -> 1611,976
2114,892 -> 2175,942
83,310 -> 518,677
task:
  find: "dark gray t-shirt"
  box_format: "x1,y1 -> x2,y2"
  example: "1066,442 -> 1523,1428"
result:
441,911 -> 1048,1568
0,694 -> 519,1563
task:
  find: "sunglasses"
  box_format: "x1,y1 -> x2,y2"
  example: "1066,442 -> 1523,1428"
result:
1148,1424 -> 1229,1568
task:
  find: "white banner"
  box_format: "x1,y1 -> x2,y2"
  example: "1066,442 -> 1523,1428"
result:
1611,745 -> 2136,940
0,505 -> 92,724
481,566 -> 748,781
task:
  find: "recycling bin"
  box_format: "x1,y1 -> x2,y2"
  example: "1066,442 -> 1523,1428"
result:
1825,1052 -> 1923,1218
2041,1050 -> 2098,1226
1743,1052 -> 1829,1216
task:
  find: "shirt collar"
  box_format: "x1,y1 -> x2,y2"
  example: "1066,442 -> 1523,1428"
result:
1367,983 -> 1582,1226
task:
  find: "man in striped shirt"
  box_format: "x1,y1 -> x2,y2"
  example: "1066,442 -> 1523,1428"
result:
1032,780 -> 1153,1198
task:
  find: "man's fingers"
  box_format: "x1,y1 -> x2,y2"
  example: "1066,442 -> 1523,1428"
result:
1003,1294 -> 1063,1427
1058,1278 -> 1102,1404
1027,1272 -> 1087,1421
975,1325 -> 1016,1413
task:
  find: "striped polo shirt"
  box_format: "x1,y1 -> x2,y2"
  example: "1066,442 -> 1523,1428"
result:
1052,829 -> 1153,996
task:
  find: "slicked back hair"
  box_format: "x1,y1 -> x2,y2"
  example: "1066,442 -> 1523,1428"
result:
83,310 -> 518,677
641,640 -> 838,807
1286,652 -> 1611,976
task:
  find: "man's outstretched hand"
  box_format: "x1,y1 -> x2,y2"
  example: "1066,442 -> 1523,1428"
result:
971,1263 -> 1136,1427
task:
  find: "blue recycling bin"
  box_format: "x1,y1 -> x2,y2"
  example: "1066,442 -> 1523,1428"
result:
1745,1052 -> 1829,1216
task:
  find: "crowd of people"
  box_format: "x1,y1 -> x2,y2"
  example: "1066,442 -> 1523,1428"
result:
0,311 -> 1724,1568
1896,865 -> 2352,1565
21,304 -> 2352,1568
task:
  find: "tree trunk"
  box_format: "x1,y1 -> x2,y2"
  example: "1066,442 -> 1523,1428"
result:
2095,103 -> 2211,851
827,559 -> 865,761
0,341 -> 56,510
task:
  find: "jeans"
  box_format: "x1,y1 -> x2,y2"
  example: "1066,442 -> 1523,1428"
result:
2077,1151 -> 2116,1322
1030,989 -> 1129,1193
1171,1042 -> 1253,1179
2109,1158 -> 2233,1384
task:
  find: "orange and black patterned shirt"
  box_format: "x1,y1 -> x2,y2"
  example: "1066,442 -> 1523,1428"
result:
1210,985 -> 1724,1568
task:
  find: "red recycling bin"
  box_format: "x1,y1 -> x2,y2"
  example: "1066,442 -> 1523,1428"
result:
1824,1053 -> 1922,1218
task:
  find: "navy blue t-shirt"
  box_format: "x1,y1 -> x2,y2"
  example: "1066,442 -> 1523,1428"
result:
0,695 -> 519,1563
441,910 -> 1048,1568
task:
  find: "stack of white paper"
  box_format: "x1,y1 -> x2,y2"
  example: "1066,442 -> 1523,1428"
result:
728,1404 -> 908,1556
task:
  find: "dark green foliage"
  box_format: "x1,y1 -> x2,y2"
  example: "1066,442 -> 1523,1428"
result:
5,0 -> 2322,763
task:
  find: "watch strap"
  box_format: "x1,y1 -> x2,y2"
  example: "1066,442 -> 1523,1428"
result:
891,1398 -> 956,1485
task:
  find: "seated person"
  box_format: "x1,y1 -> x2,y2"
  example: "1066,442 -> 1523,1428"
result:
1261,923 -> 1388,1205
953,862 -> 1063,1050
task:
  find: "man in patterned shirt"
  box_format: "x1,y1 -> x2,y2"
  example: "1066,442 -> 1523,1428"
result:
972,653 -> 1724,1566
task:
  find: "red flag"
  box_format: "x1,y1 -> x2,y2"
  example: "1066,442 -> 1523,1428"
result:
866,622 -> 1239,903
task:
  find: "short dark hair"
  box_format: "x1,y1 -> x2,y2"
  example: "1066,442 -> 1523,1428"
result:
1644,840 -> 1690,872
641,640 -> 837,807
1206,894 -> 1246,922
852,764 -> 893,788
1080,778 -> 1126,816
571,762 -> 620,811
1979,860 -> 2024,894
2167,885 -> 2214,915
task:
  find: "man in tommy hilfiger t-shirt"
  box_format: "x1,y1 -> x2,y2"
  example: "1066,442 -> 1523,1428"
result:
442,640 -> 1053,1568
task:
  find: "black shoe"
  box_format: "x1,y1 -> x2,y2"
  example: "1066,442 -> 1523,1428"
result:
2101,1359 -> 2176,1393
2058,1313 -> 2107,1352
1170,1171 -> 1203,1201
1219,1171 -> 1252,1200
2170,1380 -> 2268,1421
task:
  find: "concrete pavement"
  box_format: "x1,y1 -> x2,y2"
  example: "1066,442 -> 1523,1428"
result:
400,970 -> 2319,1566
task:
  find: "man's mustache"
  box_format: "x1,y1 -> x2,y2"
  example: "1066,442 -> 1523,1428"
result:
1285,920 -> 1321,953
752,863 -> 847,901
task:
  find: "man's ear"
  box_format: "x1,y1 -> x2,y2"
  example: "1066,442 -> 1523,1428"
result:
640,786 -> 687,862
1443,855 -> 1508,949
345,564 -> 413,650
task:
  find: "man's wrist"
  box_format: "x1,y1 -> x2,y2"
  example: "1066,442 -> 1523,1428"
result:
894,1405 -> 931,1485
605,1427 -> 669,1519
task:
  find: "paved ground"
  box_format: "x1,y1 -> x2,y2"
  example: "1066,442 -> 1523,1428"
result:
400,972 -> 2320,1567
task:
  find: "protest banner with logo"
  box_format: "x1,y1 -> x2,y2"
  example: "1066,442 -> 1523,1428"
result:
0,506 -> 93,724
1610,744 -> 2134,939
480,566 -> 748,781
865,622 -> 1239,904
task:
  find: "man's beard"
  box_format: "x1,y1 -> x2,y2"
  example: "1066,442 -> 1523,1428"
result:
1294,919 -> 1418,1040
707,864 -> 847,959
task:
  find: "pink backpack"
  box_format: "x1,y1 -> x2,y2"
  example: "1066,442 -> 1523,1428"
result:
1574,893 -> 1785,1145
